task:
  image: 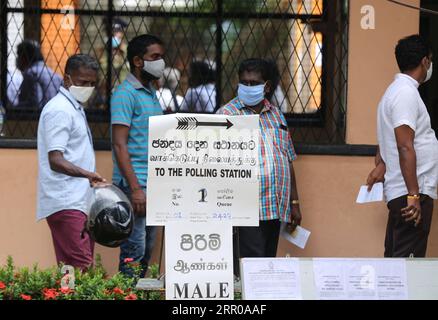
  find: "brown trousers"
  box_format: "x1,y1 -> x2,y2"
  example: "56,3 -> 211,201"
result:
385,194 -> 433,258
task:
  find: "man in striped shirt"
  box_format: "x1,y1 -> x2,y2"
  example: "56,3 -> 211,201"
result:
111,34 -> 164,276
217,58 -> 302,276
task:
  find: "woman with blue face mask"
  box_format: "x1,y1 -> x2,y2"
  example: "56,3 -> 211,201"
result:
217,58 -> 302,277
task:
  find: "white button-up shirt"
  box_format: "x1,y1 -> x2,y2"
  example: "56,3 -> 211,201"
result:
180,83 -> 216,113
37,86 -> 95,220
377,73 -> 438,202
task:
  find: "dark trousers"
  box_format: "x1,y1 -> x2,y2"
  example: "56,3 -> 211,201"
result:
116,182 -> 158,277
233,219 -> 281,277
385,194 -> 433,258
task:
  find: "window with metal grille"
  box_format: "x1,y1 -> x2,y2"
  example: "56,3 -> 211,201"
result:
0,0 -> 349,147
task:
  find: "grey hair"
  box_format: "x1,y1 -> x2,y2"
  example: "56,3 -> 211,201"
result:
65,54 -> 99,75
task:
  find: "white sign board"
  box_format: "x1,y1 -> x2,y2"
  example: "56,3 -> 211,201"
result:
313,258 -> 408,300
240,258 -> 302,300
165,222 -> 234,300
147,113 -> 259,226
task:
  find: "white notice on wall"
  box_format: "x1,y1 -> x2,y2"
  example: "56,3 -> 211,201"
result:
240,258 -> 302,300
313,258 -> 408,300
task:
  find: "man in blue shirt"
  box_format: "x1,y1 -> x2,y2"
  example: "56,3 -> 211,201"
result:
111,34 -> 165,276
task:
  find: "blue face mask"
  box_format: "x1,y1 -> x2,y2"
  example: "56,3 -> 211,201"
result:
238,83 -> 265,106
112,36 -> 121,48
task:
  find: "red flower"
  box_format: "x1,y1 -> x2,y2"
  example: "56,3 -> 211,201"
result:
0,282 -> 6,290
124,258 -> 134,263
21,294 -> 32,300
42,288 -> 59,300
124,293 -> 138,300
60,287 -> 74,295
112,287 -> 124,295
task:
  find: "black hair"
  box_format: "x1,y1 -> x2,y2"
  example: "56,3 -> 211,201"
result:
17,40 -> 43,65
238,58 -> 270,83
127,34 -> 163,71
395,34 -> 432,72
102,17 -> 128,32
188,60 -> 216,87
65,54 -> 99,75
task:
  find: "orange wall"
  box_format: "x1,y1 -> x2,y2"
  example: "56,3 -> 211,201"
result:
1,0 -> 436,275
41,0 -> 80,75
0,150 -> 120,275
278,156 -> 438,258
346,0 -> 420,144
1,150 -> 437,276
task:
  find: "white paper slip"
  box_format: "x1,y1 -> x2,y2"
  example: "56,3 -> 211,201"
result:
356,182 -> 383,204
281,224 -> 311,249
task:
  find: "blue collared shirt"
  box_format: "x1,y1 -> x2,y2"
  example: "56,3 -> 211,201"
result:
111,73 -> 163,187
37,86 -> 95,220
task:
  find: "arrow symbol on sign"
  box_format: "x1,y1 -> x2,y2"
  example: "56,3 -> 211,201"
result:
176,117 -> 233,130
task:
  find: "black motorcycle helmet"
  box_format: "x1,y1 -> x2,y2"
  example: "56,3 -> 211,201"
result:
86,185 -> 133,247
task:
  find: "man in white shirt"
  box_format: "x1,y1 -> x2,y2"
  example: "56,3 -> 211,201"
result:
367,35 -> 437,257
37,54 -> 105,270
180,60 -> 216,113
157,67 -> 183,112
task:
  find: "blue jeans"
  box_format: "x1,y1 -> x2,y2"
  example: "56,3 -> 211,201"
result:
116,182 -> 158,277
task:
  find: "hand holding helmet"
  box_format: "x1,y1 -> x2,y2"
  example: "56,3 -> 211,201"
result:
85,185 -> 134,247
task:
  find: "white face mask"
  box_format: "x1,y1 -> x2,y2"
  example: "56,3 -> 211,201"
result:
143,58 -> 165,79
68,75 -> 95,103
69,85 -> 95,103
425,62 -> 433,83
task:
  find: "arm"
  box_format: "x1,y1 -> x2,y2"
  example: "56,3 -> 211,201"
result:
395,125 -> 421,226
111,124 -> 146,216
374,146 -> 383,166
366,146 -> 386,191
48,151 -> 104,185
287,161 -> 302,232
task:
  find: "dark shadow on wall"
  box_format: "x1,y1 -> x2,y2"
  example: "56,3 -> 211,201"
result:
420,0 -> 438,138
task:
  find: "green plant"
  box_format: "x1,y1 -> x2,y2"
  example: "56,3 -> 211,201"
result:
148,263 -> 160,279
0,255 -> 164,300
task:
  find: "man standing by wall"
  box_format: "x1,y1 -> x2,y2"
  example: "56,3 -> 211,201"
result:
37,54 -> 104,271
111,35 -> 164,277
367,35 -> 437,257
217,58 -> 302,276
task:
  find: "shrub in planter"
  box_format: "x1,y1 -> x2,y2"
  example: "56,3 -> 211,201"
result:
0,255 -> 163,300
